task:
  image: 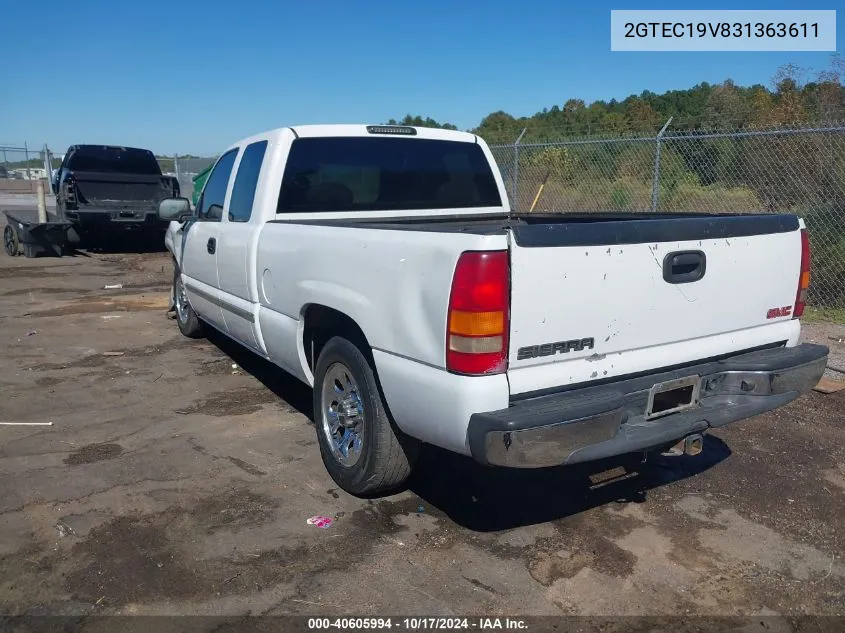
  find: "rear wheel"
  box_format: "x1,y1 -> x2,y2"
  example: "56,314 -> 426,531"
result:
313,336 -> 417,496
4,225 -> 20,256
173,262 -> 204,338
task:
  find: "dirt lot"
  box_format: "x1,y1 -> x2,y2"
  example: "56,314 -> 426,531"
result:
0,238 -> 844,624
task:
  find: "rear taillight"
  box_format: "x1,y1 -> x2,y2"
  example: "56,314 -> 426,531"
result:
65,176 -> 77,207
446,251 -> 509,375
793,228 -> 811,318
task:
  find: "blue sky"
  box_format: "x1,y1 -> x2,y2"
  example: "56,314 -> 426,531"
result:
1,0 -> 840,155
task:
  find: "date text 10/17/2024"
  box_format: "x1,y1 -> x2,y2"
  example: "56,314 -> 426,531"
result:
307,618 -> 529,630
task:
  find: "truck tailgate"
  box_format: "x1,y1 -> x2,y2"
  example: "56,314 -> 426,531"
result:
72,172 -> 170,207
506,214 -> 803,396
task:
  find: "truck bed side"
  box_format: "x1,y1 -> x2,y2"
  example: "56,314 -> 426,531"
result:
254,219 -> 508,373
252,221 -> 511,453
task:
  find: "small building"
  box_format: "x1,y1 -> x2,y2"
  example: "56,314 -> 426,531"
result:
10,168 -> 47,180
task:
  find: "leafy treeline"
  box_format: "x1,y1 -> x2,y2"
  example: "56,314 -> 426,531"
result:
391,56 -> 844,144
386,115 -> 457,130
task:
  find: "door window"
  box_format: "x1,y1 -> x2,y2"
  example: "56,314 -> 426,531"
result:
197,149 -> 238,221
228,141 -> 268,222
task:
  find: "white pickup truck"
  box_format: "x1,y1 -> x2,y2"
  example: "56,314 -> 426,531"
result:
160,124 -> 828,496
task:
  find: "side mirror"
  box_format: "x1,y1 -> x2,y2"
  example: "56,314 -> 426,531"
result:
158,197 -> 192,222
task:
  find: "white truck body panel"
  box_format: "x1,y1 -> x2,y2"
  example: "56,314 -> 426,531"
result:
255,222 -> 506,370
163,123 -> 825,469
372,350 -> 508,454
507,230 -> 804,395
508,320 -> 801,397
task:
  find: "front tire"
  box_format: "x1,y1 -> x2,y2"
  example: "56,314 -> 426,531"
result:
173,263 -> 204,338
313,336 -> 416,496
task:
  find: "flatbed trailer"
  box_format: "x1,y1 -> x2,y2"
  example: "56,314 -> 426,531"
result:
3,209 -> 72,258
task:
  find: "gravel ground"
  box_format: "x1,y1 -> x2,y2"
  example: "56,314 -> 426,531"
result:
0,231 -> 843,627
801,321 -> 845,380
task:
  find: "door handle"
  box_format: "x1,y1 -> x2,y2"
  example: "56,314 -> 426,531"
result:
663,250 -> 706,284
207,237 -> 216,254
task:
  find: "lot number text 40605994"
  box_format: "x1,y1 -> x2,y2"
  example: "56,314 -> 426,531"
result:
307,618 -> 528,630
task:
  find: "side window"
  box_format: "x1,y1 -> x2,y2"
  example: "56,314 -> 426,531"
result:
197,149 -> 238,221
228,141 -> 268,222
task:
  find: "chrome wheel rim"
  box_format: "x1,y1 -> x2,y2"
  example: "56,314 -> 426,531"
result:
175,275 -> 189,324
320,362 -> 365,467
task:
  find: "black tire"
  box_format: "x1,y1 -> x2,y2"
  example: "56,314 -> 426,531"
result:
313,336 -> 417,496
172,262 -> 204,338
4,225 -> 20,257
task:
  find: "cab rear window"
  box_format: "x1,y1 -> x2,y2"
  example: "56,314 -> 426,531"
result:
67,146 -> 161,175
277,137 -> 501,213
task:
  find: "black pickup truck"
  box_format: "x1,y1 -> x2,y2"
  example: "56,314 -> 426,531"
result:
53,145 -> 179,242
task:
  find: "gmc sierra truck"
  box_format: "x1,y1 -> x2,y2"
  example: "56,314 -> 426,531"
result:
158,124 -> 828,496
53,144 -> 179,242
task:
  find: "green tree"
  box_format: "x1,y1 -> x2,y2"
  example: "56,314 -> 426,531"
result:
625,98 -> 662,133
474,111 -> 523,144
386,115 -> 457,130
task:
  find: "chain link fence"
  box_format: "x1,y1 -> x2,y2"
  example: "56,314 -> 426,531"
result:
2,146 -> 217,199
489,122 -> 845,308
1,145 -> 54,179
0,145 -> 56,195
155,157 -> 216,201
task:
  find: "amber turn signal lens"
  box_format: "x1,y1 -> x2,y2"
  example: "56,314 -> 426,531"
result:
448,310 -> 505,336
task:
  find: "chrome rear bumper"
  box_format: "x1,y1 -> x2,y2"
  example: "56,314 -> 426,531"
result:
468,343 -> 828,468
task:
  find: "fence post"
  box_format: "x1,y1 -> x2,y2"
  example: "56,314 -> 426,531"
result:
24,141 -> 32,181
36,181 -> 47,224
651,117 -> 672,212
42,144 -> 51,187
511,128 -> 527,212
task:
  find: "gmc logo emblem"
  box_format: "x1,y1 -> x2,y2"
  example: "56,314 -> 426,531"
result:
767,306 -> 792,319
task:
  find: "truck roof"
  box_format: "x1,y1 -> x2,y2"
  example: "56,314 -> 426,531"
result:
227,124 -> 477,153
69,144 -> 154,153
